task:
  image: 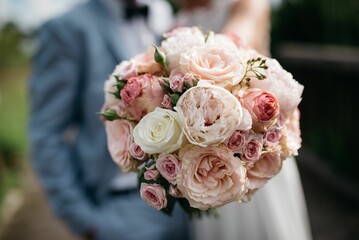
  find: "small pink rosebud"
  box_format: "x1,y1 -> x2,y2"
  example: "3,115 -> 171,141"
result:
161,95 -> 172,109
140,183 -> 167,210
156,154 -> 181,185
129,143 -> 148,161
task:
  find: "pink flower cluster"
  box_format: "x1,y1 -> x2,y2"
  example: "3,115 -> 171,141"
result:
101,27 -> 303,217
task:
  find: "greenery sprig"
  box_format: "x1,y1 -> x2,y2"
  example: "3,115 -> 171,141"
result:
241,57 -> 269,87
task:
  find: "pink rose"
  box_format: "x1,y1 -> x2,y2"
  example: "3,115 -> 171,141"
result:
101,100 -> 128,120
105,120 -> 136,173
121,74 -> 165,121
144,167 -> 160,181
264,127 -> 282,148
140,183 -> 167,210
250,58 -> 304,117
156,154 -> 181,185
226,130 -> 248,153
168,68 -> 197,91
242,134 -> 263,162
129,143 -> 148,161
177,144 -> 248,210
180,45 -> 246,88
113,60 -> 137,80
161,95 -> 172,109
120,79 -> 141,105
247,151 -> 282,190
133,47 -> 162,74
169,69 -> 185,92
241,88 -> 280,133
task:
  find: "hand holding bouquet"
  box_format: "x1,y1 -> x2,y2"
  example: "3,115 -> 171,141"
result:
101,27 -> 304,217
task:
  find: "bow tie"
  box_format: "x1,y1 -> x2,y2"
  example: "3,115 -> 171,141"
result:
124,5 -> 149,20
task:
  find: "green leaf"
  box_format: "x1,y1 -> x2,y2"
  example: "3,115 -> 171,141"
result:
153,45 -> 169,74
98,109 -> 120,121
161,195 -> 177,216
169,93 -> 180,106
116,81 -> 126,92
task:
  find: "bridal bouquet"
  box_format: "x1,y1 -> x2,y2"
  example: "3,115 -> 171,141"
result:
101,27 -> 304,217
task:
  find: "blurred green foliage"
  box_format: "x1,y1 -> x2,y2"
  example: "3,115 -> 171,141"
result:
0,22 -> 29,210
270,0 -> 359,183
0,23 -> 28,68
271,0 -> 359,54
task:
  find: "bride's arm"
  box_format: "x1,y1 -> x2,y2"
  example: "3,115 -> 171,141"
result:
222,0 -> 271,55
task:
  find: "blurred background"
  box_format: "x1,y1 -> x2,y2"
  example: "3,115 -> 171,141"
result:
0,0 -> 358,239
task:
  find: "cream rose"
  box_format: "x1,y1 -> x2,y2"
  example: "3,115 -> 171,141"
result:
133,47 -> 162,74
180,45 -> 246,88
281,108 -> 302,157
177,144 -> 248,210
247,151 -> 282,190
133,108 -> 184,154
175,85 -> 243,147
250,58 -> 304,117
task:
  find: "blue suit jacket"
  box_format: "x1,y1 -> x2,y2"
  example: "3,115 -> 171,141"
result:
28,1 -> 189,239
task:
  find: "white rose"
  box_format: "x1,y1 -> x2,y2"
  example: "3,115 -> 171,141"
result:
161,27 -> 205,69
175,85 -> 243,147
104,75 -> 117,105
250,58 -> 304,117
206,32 -> 238,50
113,60 -> 137,80
133,108 -> 184,154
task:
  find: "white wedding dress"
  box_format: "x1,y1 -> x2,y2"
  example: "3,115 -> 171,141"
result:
174,1 -> 313,240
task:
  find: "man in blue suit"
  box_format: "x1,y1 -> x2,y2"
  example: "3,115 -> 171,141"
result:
28,0 -> 189,239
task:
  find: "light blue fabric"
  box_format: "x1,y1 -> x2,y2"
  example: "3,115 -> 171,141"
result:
28,0 -> 189,239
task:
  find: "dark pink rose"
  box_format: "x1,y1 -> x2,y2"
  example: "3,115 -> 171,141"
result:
140,183 -> 167,210
156,154 -> 181,185
121,74 -> 165,121
120,80 -> 141,106
242,88 -> 280,133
